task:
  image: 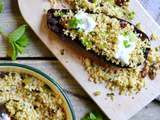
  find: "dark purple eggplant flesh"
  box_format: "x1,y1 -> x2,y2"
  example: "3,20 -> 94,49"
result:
47,9 -> 150,68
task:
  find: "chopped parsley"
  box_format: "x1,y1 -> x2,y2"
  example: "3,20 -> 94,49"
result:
123,40 -> 130,48
68,17 -> 82,29
54,11 -> 65,17
121,31 -> 137,48
81,38 -> 93,49
128,11 -> 135,20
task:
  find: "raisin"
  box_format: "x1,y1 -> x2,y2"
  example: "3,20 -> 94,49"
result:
115,0 -> 125,6
120,21 -> 127,28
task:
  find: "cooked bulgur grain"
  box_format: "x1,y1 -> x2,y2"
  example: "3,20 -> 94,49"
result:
93,91 -> 101,96
83,58 -> 145,94
0,72 -> 66,120
52,9 -> 149,67
65,0 -> 134,20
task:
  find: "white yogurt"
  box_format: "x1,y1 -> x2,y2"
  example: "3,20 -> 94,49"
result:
115,33 -> 137,65
75,11 -> 96,33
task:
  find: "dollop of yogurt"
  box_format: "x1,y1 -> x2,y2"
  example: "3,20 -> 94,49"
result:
115,33 -> 137,65
75,11 -> 96,33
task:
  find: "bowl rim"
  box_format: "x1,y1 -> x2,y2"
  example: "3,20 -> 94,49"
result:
0,63 -> 76,120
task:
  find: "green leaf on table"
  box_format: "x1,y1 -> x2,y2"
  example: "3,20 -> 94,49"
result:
0,0 -> 4,13
81,111 -> 103,120
8,24 -> 29,60
8,25 -> 27,42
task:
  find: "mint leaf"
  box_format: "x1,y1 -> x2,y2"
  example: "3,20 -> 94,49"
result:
8,24 -> 27,42
0,0 -> 4,13
92,112 -> 103,120
81,111 -> 103,120
90,113 -> 96,119
16,34 -> 29,47
8,24 -> 29,60
10,42 -> 18,61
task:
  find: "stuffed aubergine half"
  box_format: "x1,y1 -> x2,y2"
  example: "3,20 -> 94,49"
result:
47,9 -> 150,67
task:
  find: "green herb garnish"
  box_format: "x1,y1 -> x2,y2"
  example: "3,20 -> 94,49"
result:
8,24 -> 29,60
0,24 -> 29,60
122,31 -> 129,37
128,11 -> 135,20
123,40 -> 130,48
68,17 -> 82,29
81,111 -> 103,120
0,0 -> 4,13
81,38 -> 93,49
54,11 -> 65,17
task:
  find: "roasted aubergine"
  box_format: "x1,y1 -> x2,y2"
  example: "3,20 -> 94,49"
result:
47,9 -> 150,67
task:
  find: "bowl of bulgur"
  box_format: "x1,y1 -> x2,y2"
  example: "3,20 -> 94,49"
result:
0,63 -> 75,120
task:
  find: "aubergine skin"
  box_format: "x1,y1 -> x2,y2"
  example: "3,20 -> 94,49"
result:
47,9 -> 150,68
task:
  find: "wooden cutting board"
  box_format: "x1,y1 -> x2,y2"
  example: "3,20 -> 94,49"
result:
18,0 -> 160,120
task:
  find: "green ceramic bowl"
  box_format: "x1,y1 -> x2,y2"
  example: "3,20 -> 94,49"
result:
0,63 -> 76,120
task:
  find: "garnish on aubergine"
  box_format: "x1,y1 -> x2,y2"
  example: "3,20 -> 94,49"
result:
47,9 -> 150,68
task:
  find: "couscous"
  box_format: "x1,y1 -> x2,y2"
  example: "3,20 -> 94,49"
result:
65,0 -> 134,20
0,72 -> 67,120
47,9 -> 150,67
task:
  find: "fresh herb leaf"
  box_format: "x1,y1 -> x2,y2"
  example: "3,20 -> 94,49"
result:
8,24 -> 29,60
122,31 -> 129,36
123,40 -> 130,48
68,17 -> 82,29
128,11 -> 135,20
81,38 -> 93,49
55,11 -> 65,17
8,25 -> 27,42
0,0 -> 4,13
90,113 -> 96,119
81,111 -> 103,120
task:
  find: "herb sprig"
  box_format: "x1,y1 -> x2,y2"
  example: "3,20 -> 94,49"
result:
0,24 -> 29,60
81,111 -> 103,120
